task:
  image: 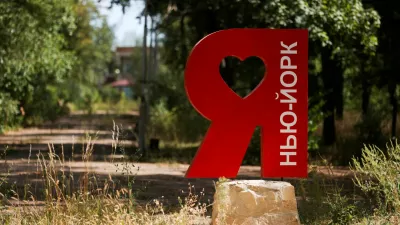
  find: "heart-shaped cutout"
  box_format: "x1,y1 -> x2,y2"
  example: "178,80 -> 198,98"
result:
219,56 -> 266,98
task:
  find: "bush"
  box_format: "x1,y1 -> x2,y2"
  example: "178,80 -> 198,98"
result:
148,99 -> 178,142
147,98 -> 208,144
100,86 -> 122,103
351,141 -> 400,214
65,83 -> 101,115
326,191 -> 357,225
79,87 -> 101,115
148,69 -> 209,144
23,85 -> 70,126
0,92 -> 21,133
297,164 -> 362,225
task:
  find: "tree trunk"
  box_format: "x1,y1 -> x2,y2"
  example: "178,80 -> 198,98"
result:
361,76 -> 371,116
180,14 -> 187,67
148,17 -> 154,81
153,20 -> 159,78
321,49 -> 336,145
389,83 -> 397,138
335,66 -> 344,119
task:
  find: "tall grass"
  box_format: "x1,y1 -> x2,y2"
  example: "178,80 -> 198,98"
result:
0,124 -> 209,225
351,141 -> 400,223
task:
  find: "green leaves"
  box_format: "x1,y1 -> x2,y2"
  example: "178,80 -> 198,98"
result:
136,0 -> 382,148
0,92 -> 20,132
0,0 -> 76,99
0,0 -> 113,127
148,0 -> 379,71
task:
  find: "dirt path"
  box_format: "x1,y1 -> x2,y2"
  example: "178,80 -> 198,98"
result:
0,112 -> 356,209
0,112 -> 138,160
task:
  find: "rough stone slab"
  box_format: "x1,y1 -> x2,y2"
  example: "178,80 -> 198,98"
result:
212,180 -> 300,225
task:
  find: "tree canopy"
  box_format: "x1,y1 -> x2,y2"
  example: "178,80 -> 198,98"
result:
0,0 -> 113,129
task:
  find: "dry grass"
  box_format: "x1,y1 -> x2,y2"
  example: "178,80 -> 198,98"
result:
2,111 -> 400,224
0,123 -> 210,225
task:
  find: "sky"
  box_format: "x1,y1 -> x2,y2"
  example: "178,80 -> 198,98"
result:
96,0 -> 145,47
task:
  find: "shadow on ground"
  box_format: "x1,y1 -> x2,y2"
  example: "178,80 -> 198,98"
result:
0,112 -> 358,213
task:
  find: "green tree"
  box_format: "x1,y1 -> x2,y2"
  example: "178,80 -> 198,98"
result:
60,1 -> 114,113
145,0 -> 380,145
363,0 -> 400,138
109,0 -> 380,149
0,0 -> 76,129
0,0 -> 114,128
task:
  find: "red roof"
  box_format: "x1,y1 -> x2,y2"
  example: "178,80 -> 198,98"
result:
115,46 -> 151,54
110,79 -> 133,87
116,47 -> 135,53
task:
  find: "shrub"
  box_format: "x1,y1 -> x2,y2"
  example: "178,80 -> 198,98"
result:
148,99 -> 179,142
326,191 -> 357,225
66,83 -> 101,115
100,86 -> 122,103
23,85 -> 70,126
351,141 -> 400,214
0,93 -> 20,133
148,69 -> 209,144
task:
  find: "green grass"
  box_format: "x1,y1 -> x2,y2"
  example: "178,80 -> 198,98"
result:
94,99 -> 139,114
68,98 -> 139,115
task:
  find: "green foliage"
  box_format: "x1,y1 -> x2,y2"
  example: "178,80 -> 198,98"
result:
66,2 -> 113,84
115,92 -> 138,114
134,0 -> 382,151
148,99 -> 178,142
60,1 -> 113,114
326,191 -> 357,225
0,0 -> 113,128
309,97 -> 325,151
23,85 -> 70,126
351,141 -> 400,213
0,0 -> 76,92
100,86 -> 122,103
0,0 -> 76,126
149,69 -> 209,143
297,169 -> 329,224
0,0 -> 74,100
150,0 -> 380,71
0,93 -> 20,133
63,82 -> 100,111
297,164 -> 365,225
148,96 -> 208,143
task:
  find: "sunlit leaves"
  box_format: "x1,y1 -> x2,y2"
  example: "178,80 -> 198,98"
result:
0,0 -> 113,127
0,0 -> 76,98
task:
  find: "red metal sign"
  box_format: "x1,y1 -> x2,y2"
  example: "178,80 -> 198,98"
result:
184,29 -> 308,178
